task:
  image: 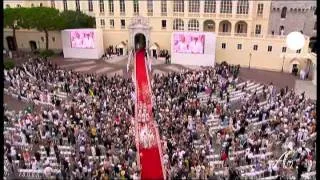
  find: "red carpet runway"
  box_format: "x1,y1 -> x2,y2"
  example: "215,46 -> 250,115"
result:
134,49 -> 165,179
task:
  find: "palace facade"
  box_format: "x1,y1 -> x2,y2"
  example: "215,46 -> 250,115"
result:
3,0 -> 317,82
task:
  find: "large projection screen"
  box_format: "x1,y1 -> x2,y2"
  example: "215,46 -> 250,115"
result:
171,32 -> 216,66
61,29 -> 104,59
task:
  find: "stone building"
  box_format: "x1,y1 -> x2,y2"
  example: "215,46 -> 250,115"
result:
3,0 -> 317,82
268,0 -> 317,37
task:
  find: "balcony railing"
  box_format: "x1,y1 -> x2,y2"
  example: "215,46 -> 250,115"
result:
109,12 -> 114,16
147,12 -> 153,16
256,14 -> 263,18
218,32 -> 231,36
188,13 -> 200,17
120,12 -> 125,16
173,12 -> 184,17
251,33 -> 264,38
133,12 -> 139,16
203,13 -> 216,17
266,34 -> 286,39
161,12 -> 167,16
234,32 -> 248,37
235,14 -> 249,18
219,13 -> 232,18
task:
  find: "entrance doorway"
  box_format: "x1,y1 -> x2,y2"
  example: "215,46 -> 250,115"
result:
134,33 -> 146,50
29,41 -> 37,51
292,64 -> 298,76
119,48 -> 123,55
6,36 -> 16,51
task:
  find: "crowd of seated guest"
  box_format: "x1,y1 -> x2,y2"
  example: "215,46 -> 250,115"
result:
151,62 -> 316,179
3,57 -> 316,180
4,57 -> 139,179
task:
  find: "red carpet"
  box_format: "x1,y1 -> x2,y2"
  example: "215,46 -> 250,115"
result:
134,49 -> 165,179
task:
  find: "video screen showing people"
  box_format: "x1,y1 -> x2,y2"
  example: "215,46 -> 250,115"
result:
173,33 -> 205,54
70,31 -> 95,49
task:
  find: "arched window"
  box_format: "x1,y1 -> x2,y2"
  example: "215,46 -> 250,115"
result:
314,21 -> 317,30
31,3 -> 34,7
173,19 -> 184,30
235,21 -> 247,33
203,20 -> 215,32
204,0 -> 216,13
219,21 -> 231,32
281,7 -> 287,18
6,4 -> 10,8
188,0 -> 200,13
315,7 -> 317,15
237,0 -> 249,14
188,19 -> 199,31
40,3 -> 43,7
220,0 -> 232,14
17,4 -> 21,8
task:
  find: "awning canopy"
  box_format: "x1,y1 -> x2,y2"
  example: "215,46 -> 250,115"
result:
150,43 -> 160,50
116,41 -> 127,48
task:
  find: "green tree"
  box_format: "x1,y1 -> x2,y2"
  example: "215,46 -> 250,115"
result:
3,7 -> 25,51
22,7 -> 64,50
60,10 -> 96,29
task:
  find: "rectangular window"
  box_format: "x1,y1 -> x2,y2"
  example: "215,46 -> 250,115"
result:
222,43 -> 226,49
314,22 -> 317,30
109,0 -> 114,14
133,0 -> 139,14
255,25 -> 261,34
268,46 -> 272,52
88,0 -> 93,12
147,0 -> 153,15
257,3 -> 264,16
75,0 -> 80,11
121,19 -> 125,29
161,0 -> 167,13
51,0 -> 55,8
237,0 -> 249,14
253,45 -> 258,51
237,44 -> 242,50
162,20 -> 167,29
110,19 -> 114,29
63,0 -> 68,11
100,19 -> 105,27
282,47 -> 287,53
204,0 -> 216,13
99,0 -> 104,13
220,0 -> 232,14
173,0 -> 184,13
189,0 -> 200,13
120,0 -> 125,14
296,49 -> 301,53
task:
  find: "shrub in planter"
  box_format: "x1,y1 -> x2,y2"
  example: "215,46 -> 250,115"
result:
40,50 -> 55,58
4,59 -> 15,70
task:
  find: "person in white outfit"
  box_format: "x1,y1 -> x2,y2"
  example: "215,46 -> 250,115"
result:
83,33 -> 94,48
175,35 -> 189,53
189,36 -> 203,54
